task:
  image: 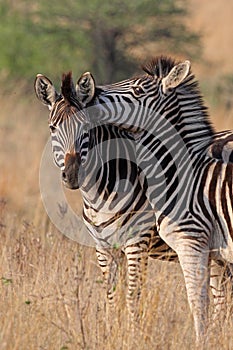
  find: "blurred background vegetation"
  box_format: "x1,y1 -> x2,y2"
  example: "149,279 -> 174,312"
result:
0,0 -> 232,113
0,0 -> 232,105
0,0 -> 201,84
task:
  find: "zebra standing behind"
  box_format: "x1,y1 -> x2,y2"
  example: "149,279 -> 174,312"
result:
74,57 -> 233,343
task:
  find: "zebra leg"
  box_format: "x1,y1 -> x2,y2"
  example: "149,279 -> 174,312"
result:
125,243 -> 149,329
210,260 -> 233,320
176,246 -> 210,344
210,260 -> 226,319
95,247 -> 119,308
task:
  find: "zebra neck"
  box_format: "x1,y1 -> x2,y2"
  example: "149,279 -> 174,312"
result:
152,89 -> 214,157
136,119 -> 212,220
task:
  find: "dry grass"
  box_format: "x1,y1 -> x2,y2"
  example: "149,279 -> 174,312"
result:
1,199 -> 233,350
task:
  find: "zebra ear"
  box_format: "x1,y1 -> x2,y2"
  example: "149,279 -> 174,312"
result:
76,72 -> 95,106
34,74 -> 58,110
161,60 -> 190,94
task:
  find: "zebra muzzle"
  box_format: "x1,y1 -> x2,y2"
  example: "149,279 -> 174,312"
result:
62,152 -> 84,189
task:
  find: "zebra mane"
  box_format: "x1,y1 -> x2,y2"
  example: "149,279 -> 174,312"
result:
142,56 -> 177,78
143,56 -> 214,137
61,71 -> 77,104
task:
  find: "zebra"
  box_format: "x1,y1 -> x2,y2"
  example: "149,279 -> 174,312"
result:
75,57 -> 233,342
35,71 -> 180,327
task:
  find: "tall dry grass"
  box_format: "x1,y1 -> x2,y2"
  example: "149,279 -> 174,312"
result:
0,70 -> 232,349
1,197 -> 233,350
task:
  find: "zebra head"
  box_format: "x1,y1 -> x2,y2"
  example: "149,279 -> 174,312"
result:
35,72 -> 89,190
76,57 -> 191,133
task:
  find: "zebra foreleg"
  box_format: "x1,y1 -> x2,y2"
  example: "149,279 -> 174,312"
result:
95,247 -> 119,307
125,243 -> 149,330
210,260 -> 233,321
176,246 -> 210,345
210,260 -> 227,319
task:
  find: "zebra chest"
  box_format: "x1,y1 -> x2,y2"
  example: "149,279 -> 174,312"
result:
83,206 -> 117,226
156,211 -> 210,252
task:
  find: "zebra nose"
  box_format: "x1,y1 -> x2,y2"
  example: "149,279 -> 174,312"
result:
62,171 -> 67,182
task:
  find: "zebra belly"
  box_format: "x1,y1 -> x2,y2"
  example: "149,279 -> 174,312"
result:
83,203 -> 156,249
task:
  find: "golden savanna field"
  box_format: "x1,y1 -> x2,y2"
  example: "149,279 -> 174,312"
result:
0,1 -> 233,349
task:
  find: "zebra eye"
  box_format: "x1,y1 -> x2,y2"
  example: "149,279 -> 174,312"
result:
49,125 -> 56,133
133,86 -> 144,96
